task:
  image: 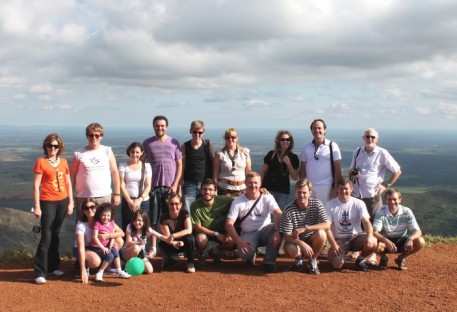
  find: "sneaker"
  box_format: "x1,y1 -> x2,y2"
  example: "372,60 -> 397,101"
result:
106,266 -> 117,274
116,270 -> 131,279
355,258 -> 369,272
178,252 -> 185,258
292,258 -> 303,271
307,258 -> 320,275
35,277 -> 46,285
367,252 -> 378,266
95,271 -> 103,282
209,248 -> 222,264
197,255 -> 206,268
245,254 -> 256,266
378,254 -> 388,270
347,251 -> 360,260
257,246 -> 266,256
186,263 -> 196,273
263,263 -> 278,273
48,269 -> 64,276
395,256 -> 407,270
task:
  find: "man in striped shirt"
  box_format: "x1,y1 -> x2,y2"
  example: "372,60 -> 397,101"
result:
279,179 -> 330,274
373,188 -> 424,270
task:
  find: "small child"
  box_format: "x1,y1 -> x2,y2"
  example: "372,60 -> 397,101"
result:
91,203 -> 131,281
121,210 -> 173,274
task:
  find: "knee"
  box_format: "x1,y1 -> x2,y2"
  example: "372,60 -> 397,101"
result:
285,243 -> 299,259
414,237 -> 425,251
312,229 -> 327,243
195,233 -> 208,247
182,234 -> 194,245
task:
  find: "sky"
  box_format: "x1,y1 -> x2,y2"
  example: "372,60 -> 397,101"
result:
2,0 -> 457,131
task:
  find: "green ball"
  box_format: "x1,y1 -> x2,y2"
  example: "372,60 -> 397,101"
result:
126,257 -> 144,276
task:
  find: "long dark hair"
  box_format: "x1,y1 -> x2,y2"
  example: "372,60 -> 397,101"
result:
130,210 -> 151,238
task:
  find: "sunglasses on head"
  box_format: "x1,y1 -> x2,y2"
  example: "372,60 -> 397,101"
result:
46,144 -> 60,149
88,133 -> 101,139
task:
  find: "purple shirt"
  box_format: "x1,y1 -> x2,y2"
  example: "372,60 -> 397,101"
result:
143,136 -> 182,187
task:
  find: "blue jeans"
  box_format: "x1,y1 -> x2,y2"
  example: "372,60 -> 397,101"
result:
34,198 -> 68,277
270,191 -> 290,211
149,186 -> 170,226
182,181 -> 202,213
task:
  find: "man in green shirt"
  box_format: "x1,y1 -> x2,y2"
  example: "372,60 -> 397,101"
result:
191,179 -> 236,266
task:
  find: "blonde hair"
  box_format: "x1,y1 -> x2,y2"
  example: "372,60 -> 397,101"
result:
190,120 -> 205,130
222,128 -> 243,153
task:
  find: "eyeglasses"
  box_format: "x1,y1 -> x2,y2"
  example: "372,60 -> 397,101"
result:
225,136 -> 237,140
365,135 -> 376,139
88,133 -> 101,139
83,204 -> 97,211
46,144 -> 60,149
192,130 -> 204,135
280,138 -> 291,142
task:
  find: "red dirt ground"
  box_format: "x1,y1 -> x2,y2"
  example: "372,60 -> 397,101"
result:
1,243 -> 455,312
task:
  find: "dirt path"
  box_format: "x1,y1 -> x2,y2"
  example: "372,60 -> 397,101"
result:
1,244 -> 455,312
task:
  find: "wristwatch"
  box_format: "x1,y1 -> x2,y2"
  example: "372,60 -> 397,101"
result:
382,182 -> 392,188
213,231 -> 220,237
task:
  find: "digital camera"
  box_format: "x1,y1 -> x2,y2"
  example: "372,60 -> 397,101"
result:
32,225 -> 41,233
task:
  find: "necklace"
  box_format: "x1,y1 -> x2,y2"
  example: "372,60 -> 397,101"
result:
47,157 -> 59,165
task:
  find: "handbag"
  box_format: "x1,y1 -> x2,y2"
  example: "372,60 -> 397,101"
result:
234,194 -> 262,234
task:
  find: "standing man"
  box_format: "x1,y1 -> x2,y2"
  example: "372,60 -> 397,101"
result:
373,188 -> 424,270
181,120 -> 214,212
325,177 -> 377,272
279,179 -> 330,274
226,172 -> 282,273
143,115 -> 183,228
349,128 -> 401,217
191,179 -> 236,266
299,119 -> 342,205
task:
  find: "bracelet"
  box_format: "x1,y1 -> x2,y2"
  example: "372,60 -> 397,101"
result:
112,193 -> 120,196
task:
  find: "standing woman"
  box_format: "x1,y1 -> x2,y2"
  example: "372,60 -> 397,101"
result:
33,133 -> 74,285
213,128 -> 252,197
159,193 -> 196,273
261,130 -> 299,210
71,122 -> 121,220
119,142 -> 152,232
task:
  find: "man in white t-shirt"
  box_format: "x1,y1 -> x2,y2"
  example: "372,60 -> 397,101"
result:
299,119 -> 342,205
226,172 -> 282,273
325,177 -> 377,272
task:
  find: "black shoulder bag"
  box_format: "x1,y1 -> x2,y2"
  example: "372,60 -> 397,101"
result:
234,194 -> 262,234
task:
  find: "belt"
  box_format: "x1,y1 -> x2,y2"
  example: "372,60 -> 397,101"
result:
219,178 -> 245,186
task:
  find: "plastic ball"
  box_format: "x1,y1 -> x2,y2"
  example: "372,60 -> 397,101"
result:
125,257 -> 145,276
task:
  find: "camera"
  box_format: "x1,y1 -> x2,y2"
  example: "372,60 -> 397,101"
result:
351,168 -> 359,176
32,225 -> 41,233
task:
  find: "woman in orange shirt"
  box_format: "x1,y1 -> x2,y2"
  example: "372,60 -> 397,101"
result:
33,133 -> 74,285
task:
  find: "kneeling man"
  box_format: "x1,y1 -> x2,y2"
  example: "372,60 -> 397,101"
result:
226,172 -> 282,273
325,177 -> 377,272
191,179 -> 236,266
279,179 -> 330,274
373,188 -> 424,270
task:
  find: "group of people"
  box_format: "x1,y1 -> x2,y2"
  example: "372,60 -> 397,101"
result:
32,116 -> 424,284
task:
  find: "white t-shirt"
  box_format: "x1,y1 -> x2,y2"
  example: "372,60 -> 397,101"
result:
74,221 -> 93,247
74,145 -> 113,197
325,197 -> 370,239
119,162 -> 152,200
300,139 -> 341,186
125,224 -> 154,250
227,193 -> 279,233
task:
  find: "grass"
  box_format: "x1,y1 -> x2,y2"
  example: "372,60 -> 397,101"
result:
1,236 -> 456,263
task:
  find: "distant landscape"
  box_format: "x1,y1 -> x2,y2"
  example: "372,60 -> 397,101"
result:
0,126 -> 456,253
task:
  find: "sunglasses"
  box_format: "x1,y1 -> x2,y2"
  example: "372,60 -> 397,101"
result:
83,204 -> 97,211
46,144 -> 60,149
88,133 -> 101,139
365,135 -> 376,139
280,138 -> 291,142
192,130 -> 204,135
225,136 -> 237,140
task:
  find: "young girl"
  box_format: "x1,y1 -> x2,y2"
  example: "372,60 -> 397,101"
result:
91,203 -> 131,281
121,210 -> 171,274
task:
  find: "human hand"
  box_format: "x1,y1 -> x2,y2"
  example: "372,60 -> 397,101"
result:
271,231 -> 282,247
33,206 -> 42,218
329,245 -> 341,257
80,268 -> 89,284
385,239 -> 397,253
282,155 -> 291,166
66,203 -> 74,216
299,241 -> 314,259
237,239 -> 252,254
98,232 -> 110,241
103,247 -> 111,254
259,188 -> 270,195
112,195 -> 121,207
292,228 -> 301,239
404,238 -> 414,252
